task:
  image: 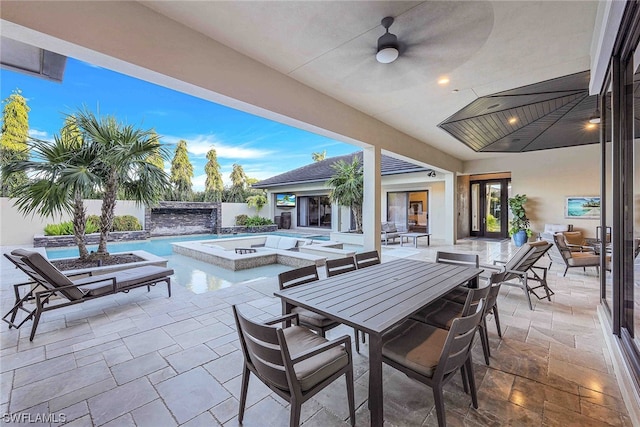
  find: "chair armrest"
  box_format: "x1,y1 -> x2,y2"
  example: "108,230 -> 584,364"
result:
493,259 -> 506,265
480,263 -> 504,272
290,334 -> 351,364
264,313 -> 299,326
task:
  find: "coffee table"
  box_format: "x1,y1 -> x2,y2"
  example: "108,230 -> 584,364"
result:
399,232 -> 431,247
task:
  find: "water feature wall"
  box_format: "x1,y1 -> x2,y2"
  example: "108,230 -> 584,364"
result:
145,201 -> 221,236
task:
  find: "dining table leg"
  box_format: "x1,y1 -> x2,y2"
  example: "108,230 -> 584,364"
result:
368,333 -> 384,426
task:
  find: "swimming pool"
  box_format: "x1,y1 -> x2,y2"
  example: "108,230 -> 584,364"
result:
45,232 -> 329,294
45,232 -> 329,259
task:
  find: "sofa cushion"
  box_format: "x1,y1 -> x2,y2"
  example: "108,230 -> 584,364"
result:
277,237 -> 298,250
264,235 -> 281,248
382,222 -> 397,233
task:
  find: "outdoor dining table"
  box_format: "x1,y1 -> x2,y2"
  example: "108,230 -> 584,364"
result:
273,258 -> 483,426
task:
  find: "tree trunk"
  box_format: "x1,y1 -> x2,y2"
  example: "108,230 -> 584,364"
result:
97,171 -> 118,255
72,192 -> 89,260
352,205 -> 363,233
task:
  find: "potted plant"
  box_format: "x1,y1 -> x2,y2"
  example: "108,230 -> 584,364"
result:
508,194 -> 532,247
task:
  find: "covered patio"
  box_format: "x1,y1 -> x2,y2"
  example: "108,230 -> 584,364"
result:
0,240 -> 629,426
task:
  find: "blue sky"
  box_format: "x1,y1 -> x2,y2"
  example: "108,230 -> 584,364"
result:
0,58 -> 355,190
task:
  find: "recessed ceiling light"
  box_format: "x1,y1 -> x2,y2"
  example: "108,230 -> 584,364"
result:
451,89 -> 459,93
438,77 -> 450,86
586,123 -> 597,130
508,117 -> 517,124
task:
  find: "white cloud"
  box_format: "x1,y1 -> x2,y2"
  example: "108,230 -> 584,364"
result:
28,129 -> 53,141
192,174 -> 207,192
162,134 -> 273,159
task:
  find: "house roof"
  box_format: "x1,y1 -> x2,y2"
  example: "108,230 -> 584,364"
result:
253,152 -> 432,188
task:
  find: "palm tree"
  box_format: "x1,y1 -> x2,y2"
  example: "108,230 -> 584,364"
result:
326,157 -> 363,232
74,109 -> 170,256
3,118 -> 99,259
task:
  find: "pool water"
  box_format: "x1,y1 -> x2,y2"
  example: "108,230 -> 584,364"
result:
45,232 -> 329,294
45,232 -> 329,259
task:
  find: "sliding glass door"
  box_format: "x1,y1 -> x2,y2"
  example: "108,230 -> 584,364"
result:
387,191 -> 429,232
297,195 -> 331,228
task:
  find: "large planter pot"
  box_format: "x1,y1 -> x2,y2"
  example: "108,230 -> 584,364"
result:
512,230 -> 528,247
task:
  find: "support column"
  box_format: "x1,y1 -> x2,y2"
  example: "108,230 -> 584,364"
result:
443,172 -> 457,245
362,146 -> 381,252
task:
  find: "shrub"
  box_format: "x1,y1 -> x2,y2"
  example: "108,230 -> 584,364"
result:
244,215 -> 274,227
235,214 -> 248,226
112,215 -> 142,231
44,221 -> 74,236
44,220 -> 99,236
43,215 -> 140,235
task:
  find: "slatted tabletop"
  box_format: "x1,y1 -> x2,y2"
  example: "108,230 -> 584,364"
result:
274,258 -> 482,335
274,258 -> 483,427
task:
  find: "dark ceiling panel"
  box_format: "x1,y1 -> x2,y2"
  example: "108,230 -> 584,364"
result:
438,71 -> 599,153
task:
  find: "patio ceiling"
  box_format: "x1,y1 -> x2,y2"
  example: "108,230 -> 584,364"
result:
438,71 -> 599,153
141,1 -> 599,161
0,1 -> 600,163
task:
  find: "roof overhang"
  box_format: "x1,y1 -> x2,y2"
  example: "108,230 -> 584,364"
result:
1,37 -> 66,83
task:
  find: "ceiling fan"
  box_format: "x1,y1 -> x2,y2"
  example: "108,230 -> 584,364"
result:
376,17 -> 399,64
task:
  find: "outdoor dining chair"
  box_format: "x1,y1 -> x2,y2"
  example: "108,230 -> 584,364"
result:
323,257 -> 363,352
382,298 -> 487,427
354,250 -> 381,269
233,306 -> 355,427
277,265 -> 341,339
411,284 -> 492,365
3,249 -> 173,341
325,256 -> 357,277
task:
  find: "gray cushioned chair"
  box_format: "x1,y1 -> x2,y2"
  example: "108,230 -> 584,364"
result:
382,302 -> 486,427
233,306 -> 355,427
553,233 -> 602,277
3,249 -> 173,341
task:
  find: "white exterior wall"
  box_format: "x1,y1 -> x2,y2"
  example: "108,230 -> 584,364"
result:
220,202 -> 273,227
463,144 -> 601,238
0,198 -> 145,246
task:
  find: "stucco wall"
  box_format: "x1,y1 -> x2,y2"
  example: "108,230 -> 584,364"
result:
221,202 -> 272,227
463,144 -> 601,238
0,198 -> 145,246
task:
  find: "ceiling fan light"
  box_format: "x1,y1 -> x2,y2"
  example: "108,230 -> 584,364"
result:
376,47 -> 399,64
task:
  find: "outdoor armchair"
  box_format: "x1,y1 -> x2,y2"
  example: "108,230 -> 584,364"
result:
233,306 -> 355,427
553,233 -> 602,277
3,249 -> 173,341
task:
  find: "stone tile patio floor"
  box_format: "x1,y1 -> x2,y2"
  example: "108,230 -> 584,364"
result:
0,240 -> 631,426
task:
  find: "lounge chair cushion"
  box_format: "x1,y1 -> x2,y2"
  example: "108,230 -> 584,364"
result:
73,265 -> 174,296
291,307 -> 337,328
282,325 -> 349,391
264,236 -> 281,248
12,249 -> 85,300
277,237 -> 298,250
382,319 -> 447,379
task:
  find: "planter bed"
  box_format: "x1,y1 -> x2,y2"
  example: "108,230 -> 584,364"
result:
34,231 -> 149,248
219,225 -> 278,234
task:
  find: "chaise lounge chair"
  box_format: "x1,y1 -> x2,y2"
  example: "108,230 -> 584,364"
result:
3,249 -> 173,341
485,241 -> 553,310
